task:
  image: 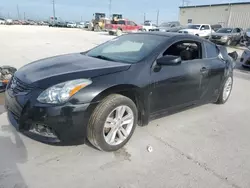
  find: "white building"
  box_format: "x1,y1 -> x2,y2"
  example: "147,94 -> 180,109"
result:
179,2 -> 250,29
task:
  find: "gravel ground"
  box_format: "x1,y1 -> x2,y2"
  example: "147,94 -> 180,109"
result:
1,25 -> 250,188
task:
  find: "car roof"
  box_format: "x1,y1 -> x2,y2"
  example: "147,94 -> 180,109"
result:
127,32 -> 210,43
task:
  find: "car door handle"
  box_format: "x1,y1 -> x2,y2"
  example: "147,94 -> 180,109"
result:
200,67 -> 208,73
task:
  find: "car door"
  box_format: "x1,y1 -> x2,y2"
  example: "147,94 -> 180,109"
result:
200,41 -> 225,102
149,39 -> 205,114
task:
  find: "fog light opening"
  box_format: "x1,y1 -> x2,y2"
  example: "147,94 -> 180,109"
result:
29,123 -> 58,139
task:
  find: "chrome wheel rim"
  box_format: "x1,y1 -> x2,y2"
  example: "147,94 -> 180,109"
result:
103,105 -> 134,146
223,77 -> 232,101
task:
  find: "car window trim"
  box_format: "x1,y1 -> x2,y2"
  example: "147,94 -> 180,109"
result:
156,38 -> 205,61
203,41 -> 220,60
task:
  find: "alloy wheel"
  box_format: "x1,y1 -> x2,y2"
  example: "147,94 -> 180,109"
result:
103,105 -> 134,146
223,77 -> 233,101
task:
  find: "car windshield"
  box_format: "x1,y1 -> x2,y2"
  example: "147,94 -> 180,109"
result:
187,24 -> 201,29
216,28 -> 233,33
159,22 -> 171,27
144,22 -> 151,26
86,34 -> 165,64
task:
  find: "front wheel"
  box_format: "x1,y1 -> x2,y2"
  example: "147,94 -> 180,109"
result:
87,94 -> 138,151
216,76 -> 233,104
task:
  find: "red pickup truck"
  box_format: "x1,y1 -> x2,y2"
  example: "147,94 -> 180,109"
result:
105,19 -> 142,36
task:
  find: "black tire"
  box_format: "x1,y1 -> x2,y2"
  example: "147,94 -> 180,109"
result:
87,94 -> 138,152
216,75 -> 233,104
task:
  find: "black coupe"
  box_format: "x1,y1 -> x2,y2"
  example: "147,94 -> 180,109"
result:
5,32 -> 235,151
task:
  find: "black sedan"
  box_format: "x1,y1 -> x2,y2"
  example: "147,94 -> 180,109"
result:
209,27 -> 243,46
5,32 -> 235,151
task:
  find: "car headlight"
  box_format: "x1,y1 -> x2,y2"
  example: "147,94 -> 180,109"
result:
37,79 -> 92,104
222,36 -> 228,39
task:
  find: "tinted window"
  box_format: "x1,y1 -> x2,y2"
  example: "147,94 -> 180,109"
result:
216,28 -> 233,33
117,20 -> 125,25
201,25 -> 210,30
187,24 -> 201,29
205,42 -> 219,58
86,34 -> 166,64
128,21 -> 136,26
163,41 -> 202,61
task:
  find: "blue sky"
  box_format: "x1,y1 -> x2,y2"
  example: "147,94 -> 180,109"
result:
0,0 -> 248,23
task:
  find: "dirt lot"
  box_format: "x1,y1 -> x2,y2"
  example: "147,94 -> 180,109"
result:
1,25 -> 250,188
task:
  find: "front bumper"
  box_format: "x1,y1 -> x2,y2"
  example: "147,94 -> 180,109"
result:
209,38 -> 228,44
5,89 -> 95,145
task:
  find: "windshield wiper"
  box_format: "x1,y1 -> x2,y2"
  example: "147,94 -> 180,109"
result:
90,55 -> 116,62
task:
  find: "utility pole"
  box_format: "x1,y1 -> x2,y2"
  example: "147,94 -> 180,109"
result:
52,0 -> 56,23
16,5 -> 20,20
109,0 -> 112,18
24,12 -> 26,20
156,10 -> 159,26
143,13 -> 146,23
81,16 -> 82,22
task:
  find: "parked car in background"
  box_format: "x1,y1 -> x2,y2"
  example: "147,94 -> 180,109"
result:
209,27 -> 243,46
76,22 -> 86,28
84,21 -> 90,28
105,19 -> 142,36
240,47 -> 250,68
141,20 -> 157,31
149,21 -> 183,32
243,28 -> 250,43
49,21 -> 68,28
67,22 -> 77,28
179,24 -> 214,39
0,18 -> 6,24
5,19 -> 13,25
211,24 -> 222,32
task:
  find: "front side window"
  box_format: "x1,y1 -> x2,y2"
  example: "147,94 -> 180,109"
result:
163,40 -> 202,61
86,34 -> 166,64
117,20 -> 125,25
187,24 -> 201,30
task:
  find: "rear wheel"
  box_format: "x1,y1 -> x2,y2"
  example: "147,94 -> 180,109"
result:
87,94 -> 138,151
216,76 -> 233,104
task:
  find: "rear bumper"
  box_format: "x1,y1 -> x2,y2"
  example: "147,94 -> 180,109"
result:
5,89 -> 95,145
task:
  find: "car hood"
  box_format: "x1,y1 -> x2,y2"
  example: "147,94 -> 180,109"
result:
212,33 -> 232,37
158,26 -> 171,30
15,53 -> 131,88
179,29 -> 198,33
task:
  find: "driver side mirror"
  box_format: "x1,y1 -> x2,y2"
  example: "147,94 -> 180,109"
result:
157,55 -> 182,66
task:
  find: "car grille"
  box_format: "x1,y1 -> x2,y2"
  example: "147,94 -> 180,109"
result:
212,35 -> 221,39
9,77 -> 33,94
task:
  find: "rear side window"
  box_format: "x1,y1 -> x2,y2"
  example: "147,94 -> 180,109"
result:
205,42 -> 219,58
